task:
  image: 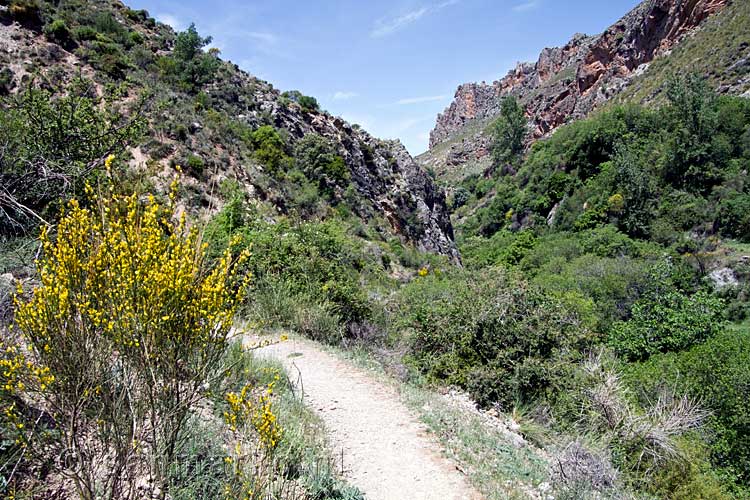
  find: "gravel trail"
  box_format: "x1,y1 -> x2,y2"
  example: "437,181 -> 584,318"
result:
255,336 -> 482,500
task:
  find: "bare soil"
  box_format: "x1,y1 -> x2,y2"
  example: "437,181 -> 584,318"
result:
255,336 -> 483,500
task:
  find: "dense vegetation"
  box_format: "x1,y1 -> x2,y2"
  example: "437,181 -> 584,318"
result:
430,76 -> 750,497
1,0 -> 749,498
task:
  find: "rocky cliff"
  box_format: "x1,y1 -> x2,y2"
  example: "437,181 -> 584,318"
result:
422,0 -> 732,179
0,0 -> 458,260
212,71 -> 458,260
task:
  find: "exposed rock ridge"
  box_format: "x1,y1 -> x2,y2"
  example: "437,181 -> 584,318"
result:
428,0 -> 728,155
0,5 -> 459,261
206,72 -> 459,261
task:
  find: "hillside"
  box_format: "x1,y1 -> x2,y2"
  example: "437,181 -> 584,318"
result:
0,0 -> 458,260
3,1 -> 750,499
418,0 -> 749,182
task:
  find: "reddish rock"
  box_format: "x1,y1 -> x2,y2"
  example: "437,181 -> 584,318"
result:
427,0 -> 729,160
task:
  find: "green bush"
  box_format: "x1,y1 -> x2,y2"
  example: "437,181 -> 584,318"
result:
397,268 -> 590,408
281,90 -> 320,112
204,215 -> 374,341
294,133 -> 350,197
250,125 -> 289,174
44,18 -> 73,46
185,153 -> 205,177
74,25 -> 98,41
0,68 -> 13,96
624,325 -> 750,490
609,289 -> 724,361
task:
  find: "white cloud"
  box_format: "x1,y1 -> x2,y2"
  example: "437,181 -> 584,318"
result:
333,91 -> 359,101
155,13 -> 184,30
512,1 -> 540,12
370,0 -> 460,38
371,7 -> 428,38
246,31 -> 278,45
396,95 -> 447,105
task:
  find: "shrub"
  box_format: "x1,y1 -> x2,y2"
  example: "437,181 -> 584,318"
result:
185,153 -> 205,176
12,183 -> 249,498
281,91 -> 320,112
450,187 -> 470,210
44,18 -> 73,46
0,81 -> 144,235
74,25 -> 99,41
566,350 -> 715,495
608,289 -> 724,361
298,95 -> 319,112
0,67 -> 13,96
397,268 -> 590,408
294,133 -> 350,197
624,326 -> 750,489
207,217 -> 373,341
250,125 -> 289,174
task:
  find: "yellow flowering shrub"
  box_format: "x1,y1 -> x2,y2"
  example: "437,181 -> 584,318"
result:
224,381 -> 282,449
0,335 -> 54,451
12,180 -> 250,499
222,375 -> 283,500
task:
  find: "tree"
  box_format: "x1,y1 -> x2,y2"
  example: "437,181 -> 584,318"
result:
0,80 -> 144,235
663,75 -> 721,192
491,96 -> 528,166
294,134 -> 349,197
168,23 -> 220,92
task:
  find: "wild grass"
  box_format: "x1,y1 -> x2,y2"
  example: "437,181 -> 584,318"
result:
310,339 -> 552,499
207,341 -> 364,500
615,0 -> 750,104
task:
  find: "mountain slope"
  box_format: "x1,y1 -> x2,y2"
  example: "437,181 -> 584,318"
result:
419,0 -> 746,182
0,0 -> 458,260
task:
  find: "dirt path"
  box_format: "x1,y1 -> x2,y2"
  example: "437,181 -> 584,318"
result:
254,336 -> 482,500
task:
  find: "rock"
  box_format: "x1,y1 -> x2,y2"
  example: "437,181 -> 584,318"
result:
424,0 -> 730,175
709,267 -> 738,290
204,71 -> 460,262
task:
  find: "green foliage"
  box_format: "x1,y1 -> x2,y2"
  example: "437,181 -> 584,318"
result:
294,134 -> 350,198
185,153 -> 205,177
466,78 -> 750,245
162,23 -> 220,92
491,96 -> 528,166
250,125 -> 290,174
44,18 -> 73,46
0,80 -> 144,234
397,268 -> 589,408
609,288 -> 724,362
204,212 -> 377,343
0,68 -> 13,96
242,220 -> 370,326
624,325 -> 750,490
449,187 -> 470,210
281,90 -> 320,112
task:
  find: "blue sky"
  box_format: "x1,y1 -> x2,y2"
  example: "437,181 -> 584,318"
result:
127,0 -> 640,155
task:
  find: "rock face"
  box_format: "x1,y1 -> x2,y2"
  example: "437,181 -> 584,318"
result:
425,0 -> 729,173
206,72 -> 459,261
0,4 -> 459,261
